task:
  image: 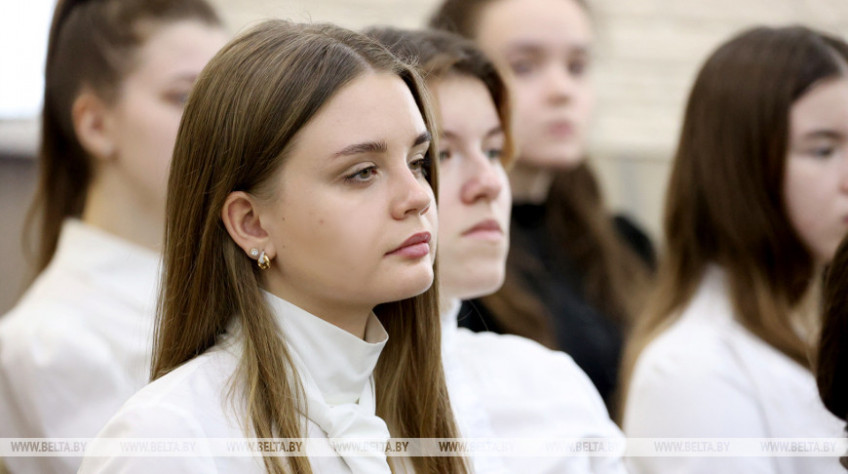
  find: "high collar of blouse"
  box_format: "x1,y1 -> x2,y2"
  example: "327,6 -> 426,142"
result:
53,219 -> 161,314
263,291 -> 388,406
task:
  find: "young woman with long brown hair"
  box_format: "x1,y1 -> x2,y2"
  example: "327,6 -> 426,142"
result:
429,0 -> 654,410
367,26 -> 627,473
0,1 -> 226,472
79,20 -> 468,474
622,26 -> 848,474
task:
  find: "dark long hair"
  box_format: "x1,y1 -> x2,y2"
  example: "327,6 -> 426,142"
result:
26,0 -> 221,273
429,0 -> 651,346
153,20 -> 468,474
818,235 -> 848,422
623,26 -> 848,412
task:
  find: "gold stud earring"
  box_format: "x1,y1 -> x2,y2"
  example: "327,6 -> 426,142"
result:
258,250 -> 271,270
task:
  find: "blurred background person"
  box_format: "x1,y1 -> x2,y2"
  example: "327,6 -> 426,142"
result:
429,0 -> 654,411
622,25 -> 848,474
818,235 -> 848,470
0,0 -> 227,472
368,26 -> 627,473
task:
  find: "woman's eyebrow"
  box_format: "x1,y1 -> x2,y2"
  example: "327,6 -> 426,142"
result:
333,140 -> 389,158
332,131 -> 431,158
801,129 -> 843,140
413,130 -> 432,147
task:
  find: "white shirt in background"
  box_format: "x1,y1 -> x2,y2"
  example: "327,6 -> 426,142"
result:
78,292 -> 397,473
442,300 -> 628,474
0,219 -> 160,474
623,265 -> 844,474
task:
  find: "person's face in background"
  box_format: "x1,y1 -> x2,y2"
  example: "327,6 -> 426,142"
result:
433,75 -> 511,304
258,73 -> 438,329
784,76 -> 848,265
474,0 -> 595,169
102,20 -> 228,223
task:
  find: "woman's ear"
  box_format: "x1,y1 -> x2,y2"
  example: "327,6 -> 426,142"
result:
221,191 -> 275,260
72,90 -> 116,161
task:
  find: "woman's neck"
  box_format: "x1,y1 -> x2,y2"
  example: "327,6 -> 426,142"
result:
82,175 -> 164,252
439,295 -> 461,318
509,163 -> 554,204
263,278 -> 374,339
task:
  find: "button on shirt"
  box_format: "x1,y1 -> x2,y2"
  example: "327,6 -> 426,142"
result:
623,266 -> 845,474
0,219 -> 160,474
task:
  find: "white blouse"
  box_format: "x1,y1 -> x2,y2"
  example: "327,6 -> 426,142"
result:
442,301 -> 627,474
623,266 -> 845,474
78,292 -> 396,473
0,219 -> 160,474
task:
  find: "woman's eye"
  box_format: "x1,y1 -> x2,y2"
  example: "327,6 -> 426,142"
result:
439,149 -> 452,161
510,59 -> 536,76
485,148 -> 503,160
810,146 -> 836,159
569,61 -> 585,77
344,166 -> 377,183
410,156 -> 430,177
165,91 -> 190,107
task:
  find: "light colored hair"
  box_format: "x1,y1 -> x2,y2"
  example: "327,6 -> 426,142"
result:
152,20 -> 468,474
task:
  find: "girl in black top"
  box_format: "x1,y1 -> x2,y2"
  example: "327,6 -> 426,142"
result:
431,0 -> 654,412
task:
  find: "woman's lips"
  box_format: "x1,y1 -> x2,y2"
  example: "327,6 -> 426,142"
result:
547,120 -> 574,138
386,232 -> 431,258
462,219 -> 503,241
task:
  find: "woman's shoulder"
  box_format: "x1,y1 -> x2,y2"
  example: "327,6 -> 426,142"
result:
0,272 -> 154,392
126,344 -> 240,413
633,288 -> 743,387
0,289 -> 130,390
454,329 -> 613,418
78,378 -> 234,474
624,274 -> 768,433
0,242 -> 155,338
456,327 -> 582,375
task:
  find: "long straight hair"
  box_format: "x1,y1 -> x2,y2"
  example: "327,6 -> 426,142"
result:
26,0 -> 221,274
152,20 -> 468,474
622,26 -> 848,413
429,0 -> 651,346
